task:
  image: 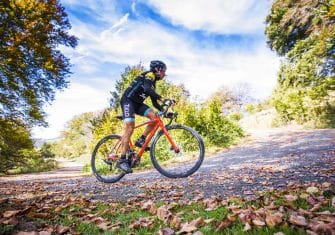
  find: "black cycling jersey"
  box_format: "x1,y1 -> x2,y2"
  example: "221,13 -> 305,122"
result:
122,71 -> 162,111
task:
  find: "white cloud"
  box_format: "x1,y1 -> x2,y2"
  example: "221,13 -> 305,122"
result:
142,0 -> 271,34
71,19 -> 280,99
177,46 -> 280,100
111,13 -> 129,30
34,1 -> 280,139
32,82 -> 110,139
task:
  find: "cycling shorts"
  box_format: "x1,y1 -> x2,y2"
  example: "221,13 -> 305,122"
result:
120,97 -> 152,122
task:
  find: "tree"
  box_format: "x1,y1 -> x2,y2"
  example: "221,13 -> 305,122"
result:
109,64 -> 191,109
109,64 -> 144,109
53,112 -> 94,158
0,0 -> 78,126
0,118 -> 33,173
265,0 -> 335,126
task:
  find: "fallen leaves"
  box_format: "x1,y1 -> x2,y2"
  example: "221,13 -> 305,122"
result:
289,214 -> 308,226
157,205 -> 172,223
1,178 -> 335,234
129,217 -> 154,229
170,215 -> 182,229
216,218 -> 233,231
265,212 -> 283,227
284,194 -> 298,202
141,199 -> 157,214
55,225 -> 70,234
177,222 -> 197,234
252,218 -> 266,227
306,186 -> 319,195
203,197 -> 219,211
158,227 -> 175,235
3,210 -> 21,218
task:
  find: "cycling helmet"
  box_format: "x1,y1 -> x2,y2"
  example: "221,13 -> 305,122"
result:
150,60 -> 167,72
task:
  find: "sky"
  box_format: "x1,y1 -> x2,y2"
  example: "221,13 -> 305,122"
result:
32,0 -> 281,140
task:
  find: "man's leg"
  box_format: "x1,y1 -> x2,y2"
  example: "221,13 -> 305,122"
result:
135,109 -> 156,149
118,98 -> 135,173
143,110 -> 156,136
121,121 -> 134,155
117,121 -> 134,174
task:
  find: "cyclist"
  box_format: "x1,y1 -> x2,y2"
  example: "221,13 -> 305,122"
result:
117,60 -> 168,173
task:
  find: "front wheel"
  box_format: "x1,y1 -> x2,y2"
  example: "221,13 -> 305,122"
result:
150,125 -> 205,178
91,135 -> 125,183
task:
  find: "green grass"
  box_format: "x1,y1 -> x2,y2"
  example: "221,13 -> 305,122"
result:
77,222 -> 101,235
4,184 -> 331,235
47,200 -> 310,234
318,200 -> 335,213
293,198 -> 310,210
176,202 -> 229,221
0,224 -> 15,234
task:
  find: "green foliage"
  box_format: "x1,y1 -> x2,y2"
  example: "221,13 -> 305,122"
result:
17,148 -> 57,174
245,104 -> 257,114
201,96 -> 244,147
0,118 -> 33,173
109,64 -> 144,109
156,80 -> 190,103
39,142 -> 55,158
98,65 -> 244,151
227,112 -> 243,121
265,0 -> 335,57
0,118 -> 56,174
176,95 -> 244,148
266,0 -> 335,127
0,0 -> 78,126
59,65 -> 245,166
89,108 -> 127,159
272,87 -> 335,127
52,112 -> 94,158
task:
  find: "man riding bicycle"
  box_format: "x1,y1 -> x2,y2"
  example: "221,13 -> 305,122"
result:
117,60 -> 168,173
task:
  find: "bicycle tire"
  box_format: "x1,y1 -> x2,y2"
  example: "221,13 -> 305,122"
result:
91,134 -> 125,183
150,124 -> 205,178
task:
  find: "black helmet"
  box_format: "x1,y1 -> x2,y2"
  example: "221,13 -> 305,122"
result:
150,60 -> 167,72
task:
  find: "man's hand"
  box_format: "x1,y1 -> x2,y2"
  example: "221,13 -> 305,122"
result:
163,98 -> 176,106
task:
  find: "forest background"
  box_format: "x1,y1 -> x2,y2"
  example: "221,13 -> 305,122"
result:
0,0 -> 334,174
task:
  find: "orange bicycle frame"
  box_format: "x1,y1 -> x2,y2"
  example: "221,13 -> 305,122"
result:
117,115 -> 179,158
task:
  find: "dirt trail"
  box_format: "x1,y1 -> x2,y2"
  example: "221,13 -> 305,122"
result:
1,128 -> 334,202
0,159 -> 87,182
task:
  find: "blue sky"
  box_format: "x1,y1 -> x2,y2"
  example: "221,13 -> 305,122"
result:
33,0 -> 280,139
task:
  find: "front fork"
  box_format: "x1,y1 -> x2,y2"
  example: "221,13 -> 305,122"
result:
160,124 -> 180,153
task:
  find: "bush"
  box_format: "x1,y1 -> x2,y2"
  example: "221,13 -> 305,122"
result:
39,143 -> 55,158
179,96 -> 244,148
17,149 -> 57,174
0,119 -> 33,174
272,87 -> 335,127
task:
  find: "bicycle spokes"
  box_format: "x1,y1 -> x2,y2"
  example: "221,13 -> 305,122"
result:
91,135 -> 125,183
150,125 -> 204,178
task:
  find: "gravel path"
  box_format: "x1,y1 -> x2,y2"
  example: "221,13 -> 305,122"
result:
1,128 -> 334,202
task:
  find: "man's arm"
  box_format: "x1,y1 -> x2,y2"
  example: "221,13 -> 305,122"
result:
150,96 -> 163,111
143,78 -> 162,101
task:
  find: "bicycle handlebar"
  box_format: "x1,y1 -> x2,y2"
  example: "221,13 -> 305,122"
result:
157,99 -> 178,125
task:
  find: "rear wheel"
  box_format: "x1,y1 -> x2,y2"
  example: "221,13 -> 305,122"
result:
91,135 -> 125,183
150,125 -> 205,178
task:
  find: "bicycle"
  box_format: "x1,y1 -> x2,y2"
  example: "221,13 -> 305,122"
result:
91,100 -> 205,183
